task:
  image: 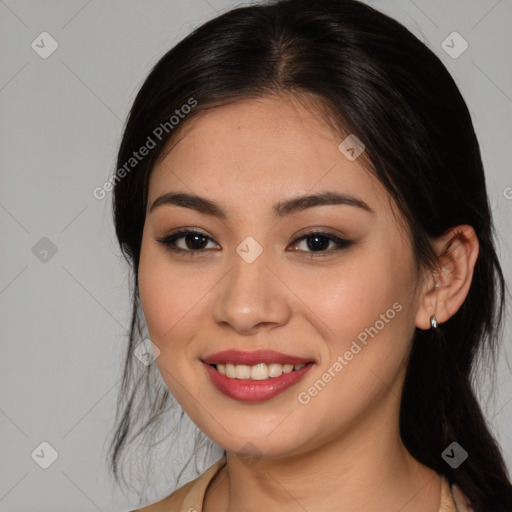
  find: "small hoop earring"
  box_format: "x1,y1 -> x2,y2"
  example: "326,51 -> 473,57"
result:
430,315 -> 437,329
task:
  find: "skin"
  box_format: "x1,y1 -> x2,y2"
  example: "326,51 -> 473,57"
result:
137,94 -> 479,511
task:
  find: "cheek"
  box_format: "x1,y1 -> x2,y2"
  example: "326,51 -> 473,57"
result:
138,240 -> 189,352
137,238 -> 216,380
305,248 -> 418,388
310,255 -> 412,338
137,246 -> 195,404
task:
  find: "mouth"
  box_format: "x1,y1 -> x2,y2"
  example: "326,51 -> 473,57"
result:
201,350 -> 315,402
211,361 -> 309,380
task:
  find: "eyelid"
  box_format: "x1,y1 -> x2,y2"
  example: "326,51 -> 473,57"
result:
288,229 -> 353,255
155,227 -> 354,259
156,228 -> 219,255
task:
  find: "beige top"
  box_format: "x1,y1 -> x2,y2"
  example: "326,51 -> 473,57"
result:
132,456 -> 474,512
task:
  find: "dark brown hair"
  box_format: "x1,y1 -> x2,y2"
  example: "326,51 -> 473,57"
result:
107,1 -> 512,509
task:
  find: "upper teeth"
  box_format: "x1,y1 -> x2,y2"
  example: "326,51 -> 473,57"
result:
216,362 -> 306,380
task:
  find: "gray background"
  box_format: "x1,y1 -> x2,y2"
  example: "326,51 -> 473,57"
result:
0,0 -> 511,510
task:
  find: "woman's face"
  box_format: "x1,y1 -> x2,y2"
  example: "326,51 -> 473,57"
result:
138,95 -> 427,459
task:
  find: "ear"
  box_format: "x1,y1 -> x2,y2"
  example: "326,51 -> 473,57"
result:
415,225 -> 479,330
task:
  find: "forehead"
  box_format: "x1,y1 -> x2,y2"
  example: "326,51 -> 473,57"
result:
148,95 -> 391,217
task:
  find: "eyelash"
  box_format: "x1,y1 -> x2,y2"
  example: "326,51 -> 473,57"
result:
155,228 -> 353,258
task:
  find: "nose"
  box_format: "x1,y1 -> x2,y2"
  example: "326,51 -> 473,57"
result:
212,246 -> 292,335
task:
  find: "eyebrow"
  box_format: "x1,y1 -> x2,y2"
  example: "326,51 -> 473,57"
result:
149,191 -> 374,218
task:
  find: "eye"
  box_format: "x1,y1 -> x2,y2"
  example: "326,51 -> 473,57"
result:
155,229 -> 353,257
156,229 -> 219,256
289,230 -> 353,256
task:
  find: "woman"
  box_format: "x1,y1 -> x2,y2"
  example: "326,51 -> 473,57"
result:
107,0 -> 512,510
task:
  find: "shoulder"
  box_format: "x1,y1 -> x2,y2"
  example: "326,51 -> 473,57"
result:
451,483 -> 474,512
129,477 -> 195,512
440,476 -> 474,512
130,456 -> 226,512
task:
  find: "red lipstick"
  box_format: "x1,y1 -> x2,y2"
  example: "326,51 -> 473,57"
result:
202,349 -> 313,366
202,350 -> 315,402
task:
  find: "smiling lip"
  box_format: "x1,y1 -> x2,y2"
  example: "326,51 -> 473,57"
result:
201,350 -> 315,402
202,349 -> 314,366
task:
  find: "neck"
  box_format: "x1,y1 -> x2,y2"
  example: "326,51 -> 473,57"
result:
204,392 -> 441,512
